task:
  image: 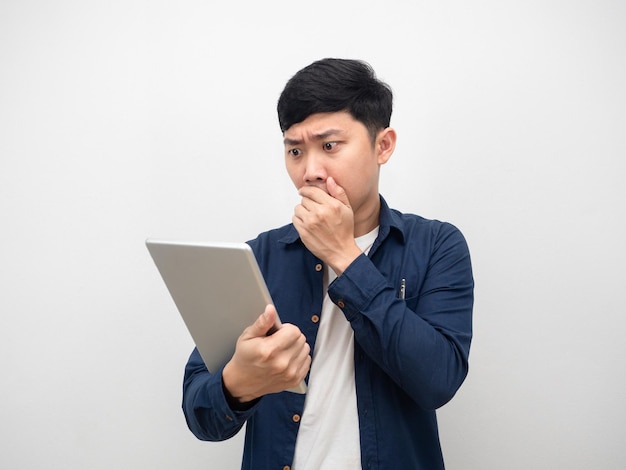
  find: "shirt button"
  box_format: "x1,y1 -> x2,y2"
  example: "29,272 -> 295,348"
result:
283,466 -> 291,470
315,263 -> 323,272
337,300 -> 345,308
311,314 -> 319,323
292,414 -> 301,423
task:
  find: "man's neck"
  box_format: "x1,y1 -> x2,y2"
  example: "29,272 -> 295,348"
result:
353,199 -> 381,238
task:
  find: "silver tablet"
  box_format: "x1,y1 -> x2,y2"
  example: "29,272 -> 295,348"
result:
146,238 -> 306,394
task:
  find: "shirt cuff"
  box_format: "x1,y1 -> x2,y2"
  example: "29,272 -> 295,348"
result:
327,253 -> 388,321
205,366 -> 260,424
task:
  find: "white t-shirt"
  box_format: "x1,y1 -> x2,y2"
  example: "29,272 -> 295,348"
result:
291,227 -> 379,470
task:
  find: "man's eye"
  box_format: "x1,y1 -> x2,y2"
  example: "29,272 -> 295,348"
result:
323,142 -> 337,151
289,148 -> 301,157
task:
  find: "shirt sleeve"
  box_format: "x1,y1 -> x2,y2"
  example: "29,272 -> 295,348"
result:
327,223 -> 474,410
182,347 -> 258,441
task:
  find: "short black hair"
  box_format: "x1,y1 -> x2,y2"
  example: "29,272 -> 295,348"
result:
277,58 -> 393,141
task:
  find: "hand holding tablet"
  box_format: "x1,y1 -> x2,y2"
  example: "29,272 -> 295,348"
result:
146,239 -> 308,395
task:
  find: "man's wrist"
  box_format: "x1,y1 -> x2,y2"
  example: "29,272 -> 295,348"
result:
222,380 -> 260,411
327,245 -> 363,276
222,363 -> 260,409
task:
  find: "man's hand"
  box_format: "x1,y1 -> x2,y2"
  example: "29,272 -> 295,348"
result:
222,305 -> 311,404
293,177 -> 363,275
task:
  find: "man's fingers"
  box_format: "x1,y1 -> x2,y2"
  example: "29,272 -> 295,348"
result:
243,304 -> 277,339
297,178 -> 351,210
266,323 -> 306,351
326,176 -> 351,207
298,185 -> 330,204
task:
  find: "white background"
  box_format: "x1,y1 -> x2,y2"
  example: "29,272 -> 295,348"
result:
1,1 -> 625,469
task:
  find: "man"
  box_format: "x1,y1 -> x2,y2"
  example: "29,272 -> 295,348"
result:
183,58 -> 474,469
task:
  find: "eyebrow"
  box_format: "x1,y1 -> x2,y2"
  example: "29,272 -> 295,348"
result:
283,128 -> 345,146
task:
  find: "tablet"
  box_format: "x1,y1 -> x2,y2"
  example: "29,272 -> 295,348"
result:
146,238 -> 306,394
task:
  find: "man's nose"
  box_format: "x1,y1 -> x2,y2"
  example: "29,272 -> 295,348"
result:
303,154 -> 327,184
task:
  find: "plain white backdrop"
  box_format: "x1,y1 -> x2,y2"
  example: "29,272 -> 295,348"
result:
1,1 -> 625,468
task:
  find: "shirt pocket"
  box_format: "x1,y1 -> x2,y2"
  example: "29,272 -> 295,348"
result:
404,294 -> 420,313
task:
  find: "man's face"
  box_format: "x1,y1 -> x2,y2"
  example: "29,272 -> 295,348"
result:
283,111 -> 391,226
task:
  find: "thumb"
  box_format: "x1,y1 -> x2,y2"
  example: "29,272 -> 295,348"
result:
327,177 -> 351,208
245,304 -> 277,339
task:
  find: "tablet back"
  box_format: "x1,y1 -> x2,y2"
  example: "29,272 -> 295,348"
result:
146,239 -> 272,371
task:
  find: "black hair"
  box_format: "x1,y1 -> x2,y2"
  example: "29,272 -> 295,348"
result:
277,58 -> 393,141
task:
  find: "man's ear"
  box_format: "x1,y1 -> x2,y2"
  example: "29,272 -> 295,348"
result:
376,127 -> 397,165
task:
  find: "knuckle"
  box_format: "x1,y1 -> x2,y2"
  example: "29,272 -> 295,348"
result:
256,343 -> 275,363
284,364 -> 300,384
272,356 -> 291,375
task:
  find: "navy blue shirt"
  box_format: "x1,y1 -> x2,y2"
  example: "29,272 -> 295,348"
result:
183,196 -> 474,469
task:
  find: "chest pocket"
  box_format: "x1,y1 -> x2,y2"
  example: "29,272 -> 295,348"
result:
404,294 -> 420,314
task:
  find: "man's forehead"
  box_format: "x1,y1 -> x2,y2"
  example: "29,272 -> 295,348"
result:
283,111 -> 358,144
283,128 -> 347,145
